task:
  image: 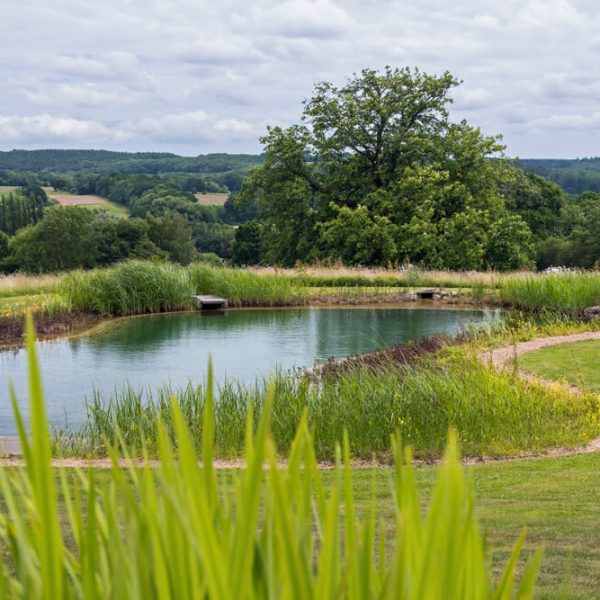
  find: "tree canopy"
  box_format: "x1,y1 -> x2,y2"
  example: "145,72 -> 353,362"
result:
239,67 -> 533,270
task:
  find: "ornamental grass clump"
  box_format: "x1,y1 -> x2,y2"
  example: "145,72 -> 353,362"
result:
60,261 -> 194,315
500,272 -> 600,314
188,263 -> 305,306
0,315 -> 541,598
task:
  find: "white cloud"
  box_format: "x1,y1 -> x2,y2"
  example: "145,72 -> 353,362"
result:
214,118 -> 254,134
1,0 -> 600,156
0,114 -> 118,143
242,0 -> 356,39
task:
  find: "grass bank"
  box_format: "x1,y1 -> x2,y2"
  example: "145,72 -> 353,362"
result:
519,339 -> 600,392
500,272 -> 600,314
59,347 -> 600,460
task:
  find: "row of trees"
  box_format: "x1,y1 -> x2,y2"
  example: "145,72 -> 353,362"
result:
0,206 -> 220,273
0,186 -> 47,235
0,150 -> 263,176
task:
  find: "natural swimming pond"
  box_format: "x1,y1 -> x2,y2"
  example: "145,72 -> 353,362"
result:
0,306 -> 501,434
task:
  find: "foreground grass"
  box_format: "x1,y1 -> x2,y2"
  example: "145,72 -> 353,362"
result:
358,452 -> 600,600
19,453 -> 600,599
519,339 -> 600,392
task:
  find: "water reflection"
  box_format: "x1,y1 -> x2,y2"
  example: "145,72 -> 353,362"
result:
0,307 -> 501,434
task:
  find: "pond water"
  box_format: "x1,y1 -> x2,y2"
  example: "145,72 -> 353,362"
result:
0,306 -> 501,434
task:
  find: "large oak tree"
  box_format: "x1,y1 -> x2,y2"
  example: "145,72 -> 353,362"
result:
239,67 -> 533,269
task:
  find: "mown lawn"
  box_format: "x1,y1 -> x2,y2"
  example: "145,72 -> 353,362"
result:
350,453 -> 600,599
519,339 -> 600,392
35,452 -> 600,599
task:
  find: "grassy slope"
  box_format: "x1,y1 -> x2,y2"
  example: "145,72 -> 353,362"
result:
47,191 -> 129,216
519,339 -> 600,392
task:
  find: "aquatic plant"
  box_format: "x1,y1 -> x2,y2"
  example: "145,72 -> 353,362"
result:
500,272 -> 600,314
188,263 -> 306,306
75,349 -> 600,460
60,261 -> 194,315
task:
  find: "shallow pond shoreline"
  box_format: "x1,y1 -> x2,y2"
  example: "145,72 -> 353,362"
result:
0,293 -> 492,349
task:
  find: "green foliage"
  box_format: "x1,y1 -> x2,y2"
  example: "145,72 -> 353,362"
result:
318,205 -> 398,265
0,149 -> 263,175
242,67 -> 532,270
80,350 -> 600,461
9,207 -> 98,272
191,221 -> 235,257
0,317 -> 541,598
0,231 -> 8,262
194,252 -> 223,267
484,213 -> 534,270
519,157 -> 600,194
500,272 -> 600,313
0,191 -> 44,235
147,211 -> 197,265
502,169 -> 565,238
93,214 -> 163,265
231,221 -> 262,265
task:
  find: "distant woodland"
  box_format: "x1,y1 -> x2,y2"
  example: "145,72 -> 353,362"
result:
1,68 -> 600,272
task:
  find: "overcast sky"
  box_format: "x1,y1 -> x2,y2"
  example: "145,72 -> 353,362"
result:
1,0 -> 599,158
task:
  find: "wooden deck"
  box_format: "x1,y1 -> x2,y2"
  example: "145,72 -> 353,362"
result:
192,295 -> 229,309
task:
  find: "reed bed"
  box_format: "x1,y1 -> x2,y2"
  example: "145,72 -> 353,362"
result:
188,264 -> 306,306
61,261 -> 194,315
1,316 -> 541,598
500,272 -> 600,314
58,261 -> 305,316
70,350 -> 600,460
11,260 -> 600,319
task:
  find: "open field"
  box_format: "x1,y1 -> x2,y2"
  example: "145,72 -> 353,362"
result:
47,191 -> 129,216
194,192 -> 229,205
520,339 -> 600,392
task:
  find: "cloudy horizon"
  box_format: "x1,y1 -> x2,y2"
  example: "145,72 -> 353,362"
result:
1,0 -> 599,158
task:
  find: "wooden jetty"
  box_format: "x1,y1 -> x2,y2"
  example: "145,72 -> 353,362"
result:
192,295 -> 229,309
